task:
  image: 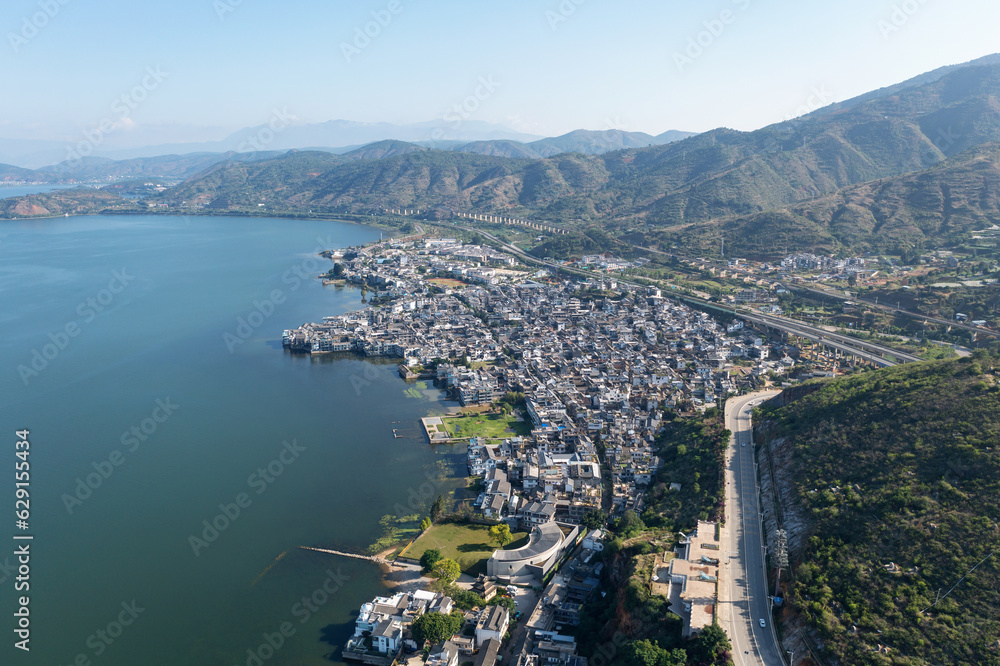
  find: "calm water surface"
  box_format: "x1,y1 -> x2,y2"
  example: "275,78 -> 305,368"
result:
0,183 -> 80,199
0,215 -> 462,665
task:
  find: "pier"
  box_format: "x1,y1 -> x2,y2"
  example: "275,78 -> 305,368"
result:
299,545 -> 390,565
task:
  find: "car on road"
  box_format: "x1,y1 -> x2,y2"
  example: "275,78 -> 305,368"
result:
741,442 -> 745,446
759,619 -> 766,628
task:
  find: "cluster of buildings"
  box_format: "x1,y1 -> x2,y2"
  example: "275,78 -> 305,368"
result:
344,587 -> 508,666
294,236 -> 773,665
577,254 -> 645,272
507,532 -> 606,666
659,520 -> 722,637
780,253 -> 867,273
284,237 -> 789,529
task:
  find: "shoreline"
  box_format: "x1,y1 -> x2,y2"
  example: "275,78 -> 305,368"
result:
0,208 -> 408,235
375,544 -> 433,592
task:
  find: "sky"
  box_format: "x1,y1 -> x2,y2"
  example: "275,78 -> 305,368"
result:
1,0 -> 999,147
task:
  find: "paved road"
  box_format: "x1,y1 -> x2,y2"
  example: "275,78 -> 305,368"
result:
721,391 -> 785,666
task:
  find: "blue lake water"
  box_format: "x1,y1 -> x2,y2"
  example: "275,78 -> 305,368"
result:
0,215 -> 462,665
0,183 -> 80,199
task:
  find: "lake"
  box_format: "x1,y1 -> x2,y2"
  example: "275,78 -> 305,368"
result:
0,215 -> 463,665
0,183 -> 80,199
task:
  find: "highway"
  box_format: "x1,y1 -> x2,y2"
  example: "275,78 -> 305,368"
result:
721,391 -> 785,666
740,312 -> 923,365
788,283 -> 998,339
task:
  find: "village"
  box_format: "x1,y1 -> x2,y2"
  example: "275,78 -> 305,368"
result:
282,235 -> 816,666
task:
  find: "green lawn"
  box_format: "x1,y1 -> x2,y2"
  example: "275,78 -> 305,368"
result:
407,523 -> 529,576
441,412 -> 532,441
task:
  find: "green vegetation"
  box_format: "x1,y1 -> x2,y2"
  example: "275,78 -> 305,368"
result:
0,188 -> 142,218
366,513 -> 421,555
407,523 -> 528,575
488,595 -> 516,613
619,639 -> 687,666
760,353 -> 1000,665
643,409 -> 731,530
420,548 -> 442,572
581,508 -> 608,530
441,412 -> 532,441
489,523 -> 513,548
430,495 -> 445,522
410,610 -> 465,646
432,558 -> 461,584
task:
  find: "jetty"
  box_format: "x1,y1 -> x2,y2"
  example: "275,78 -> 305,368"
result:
299,545 -> 389,565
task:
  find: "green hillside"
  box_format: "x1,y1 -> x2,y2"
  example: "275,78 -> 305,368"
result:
6,58 -> 1000,261
151,62 -> 1000,251
662,142 -> 1000,257
0,188 -> 140,218
759,354 -> 1000,665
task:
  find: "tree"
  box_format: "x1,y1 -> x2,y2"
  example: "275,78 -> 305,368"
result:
621,639 -> 686,666
430,495 -> 446,522
487,595 -> 515,613
410,610 -> 464,646
690,624 -> 732,665
615,509 -> 646,538
582,509 -> 607,530
501,391 -> 525,407
420,548 -> 442,572
489,523 -> 513,548
432,558 -> 461,583
419,517 -> 432,531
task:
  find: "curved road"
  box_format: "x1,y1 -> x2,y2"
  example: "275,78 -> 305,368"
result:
721,391 -> 785,666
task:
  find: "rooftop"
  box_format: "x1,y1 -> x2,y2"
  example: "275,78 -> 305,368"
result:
490,521 -> 564,562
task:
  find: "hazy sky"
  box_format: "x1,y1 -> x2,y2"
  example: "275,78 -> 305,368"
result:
2,0 -> 999,144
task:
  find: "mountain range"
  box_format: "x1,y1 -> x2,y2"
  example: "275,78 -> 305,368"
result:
0,122 -> 695,171
4,54 -> 1000,259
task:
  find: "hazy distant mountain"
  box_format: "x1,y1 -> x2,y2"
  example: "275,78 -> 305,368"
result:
339,140 -> 431,161
68,119 -> 543,163
527,129 -> 693,156
13,127 -> 698,182
35,152 -> 284,182
456,140 -> 545,159
455,129 -> 697,159
0,138 -> 81,170
0,119 -> 696,170
0,162 -> 57,182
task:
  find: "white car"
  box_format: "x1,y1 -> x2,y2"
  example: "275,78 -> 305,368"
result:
759,619 -> 766,628
741,442 -> 745,447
